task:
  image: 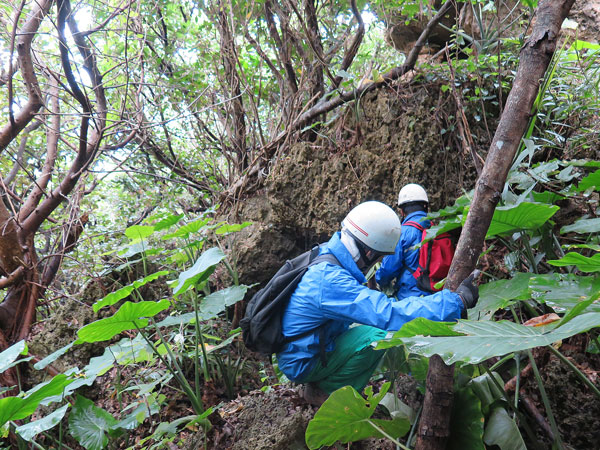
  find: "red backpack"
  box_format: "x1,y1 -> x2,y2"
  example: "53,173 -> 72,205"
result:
404,221 -> 455,293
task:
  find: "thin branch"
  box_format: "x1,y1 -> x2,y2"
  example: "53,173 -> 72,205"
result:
331,0 -> 364,89
0,0 -> 53,152
19,78 -> 60,222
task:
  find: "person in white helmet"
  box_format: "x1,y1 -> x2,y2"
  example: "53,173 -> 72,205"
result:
375,184 -> 434,297
276,201 -> 478,405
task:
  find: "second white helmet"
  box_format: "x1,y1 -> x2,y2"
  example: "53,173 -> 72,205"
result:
341,201 -> 401,254
398,183 -> 429,206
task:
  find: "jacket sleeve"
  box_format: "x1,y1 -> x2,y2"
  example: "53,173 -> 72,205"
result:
375,240 -> 404,288
319,265 -> 463,330
376,225 -> 419,287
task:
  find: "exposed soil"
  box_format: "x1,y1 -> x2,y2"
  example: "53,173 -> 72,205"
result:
521,335 -> 600,449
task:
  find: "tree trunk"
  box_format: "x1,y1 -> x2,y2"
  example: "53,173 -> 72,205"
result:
415,1 -> 576,449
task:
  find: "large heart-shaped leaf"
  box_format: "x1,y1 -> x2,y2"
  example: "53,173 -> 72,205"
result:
0,374 -> 74,427
161,217 -> 211,240
560,218 -> 600,235
577,169 -> 600,191
93,271 -> 169,312
157,285 -> 248,327
16,404 -> 70,441
529,273 -> 600,313
77,300 -> 170,343
214,221 -> 252,235
394,313 -> 600,364
486,202 -> 559,238
152,213 -> 184,231
548,252 -> 600,272
376,318 -> 460,351
171,247 -> 225,295
69,395 -> 121,450
125,225 -> 155,242
305,384 -> 410,449
483,407 -> 527,450
472,273 -> 533,319
0,340 -> 29,374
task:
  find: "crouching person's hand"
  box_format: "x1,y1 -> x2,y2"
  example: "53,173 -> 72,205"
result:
455,270 -> 480,309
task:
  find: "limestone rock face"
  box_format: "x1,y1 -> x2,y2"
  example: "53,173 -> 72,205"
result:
229,85 -> 484,288
385,0 -> 599,56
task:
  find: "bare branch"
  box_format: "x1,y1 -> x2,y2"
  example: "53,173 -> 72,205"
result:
19,78 -> 60,222
331,0 -> 364,89
0,0 -> 53,152
264,0 -> 298,93
4,120 -> 42,186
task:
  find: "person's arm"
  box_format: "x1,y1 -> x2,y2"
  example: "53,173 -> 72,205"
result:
375,238 -> 405,288
318,266 -> 464,331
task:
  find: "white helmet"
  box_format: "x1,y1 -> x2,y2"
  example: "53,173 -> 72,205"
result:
341,201 -> 401,254
398,183 -> 429,206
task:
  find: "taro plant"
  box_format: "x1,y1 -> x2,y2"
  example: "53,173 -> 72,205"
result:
305,382 -> 411,449
0,213 -> 250,448
307,151 -> 600,448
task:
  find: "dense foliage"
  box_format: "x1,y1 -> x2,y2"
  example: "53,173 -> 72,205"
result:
0,0 -> 599,448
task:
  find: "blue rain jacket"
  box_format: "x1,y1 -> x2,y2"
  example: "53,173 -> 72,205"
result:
376,211 -> 431,298
276,231 -> 464,382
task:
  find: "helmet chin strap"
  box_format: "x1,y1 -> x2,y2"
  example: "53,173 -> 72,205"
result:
341,229 -> 379,272
340,229 -> 361,262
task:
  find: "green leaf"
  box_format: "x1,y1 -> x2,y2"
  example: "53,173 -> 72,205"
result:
93,271 -> 169,312
483,407 -> 527,450
34,342 -> 75,370
138,414 -> 207,445
0,340 -> 28,374
577,169 -> 600,191
486,202 -> 559,238
422,219 -> 462,243
125,225 -> 155,241
531,191 -> 563,204
469,372 -> 506,412
529,273 -> 600,314
40,369 -> 96,406
77,300 -> 170,343
448,387 -> 485,450
572,40 -> 600,51
198,285 -> 248,318
305,384 -> 410,449
16,404 -> 70,441
375,318 -> 462,351
560,218 -> 600,234
397,313 -> 600,364
162,217 -> 211,240
548,252 -> 600,272
472,273 -> 533,319
114,395 -> 161,430
69,395 -> 120,450
157,285 -> 248,327
100,334 -> 156,367
153,213 -> 184,231
171,247 -> 225,295
379,393 -> 416,423
0,374 -> 74,427
214,221 -> 252,235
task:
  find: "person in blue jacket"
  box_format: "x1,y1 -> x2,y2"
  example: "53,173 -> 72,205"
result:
276,201 -> 478,406
375,183 -> 432,297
